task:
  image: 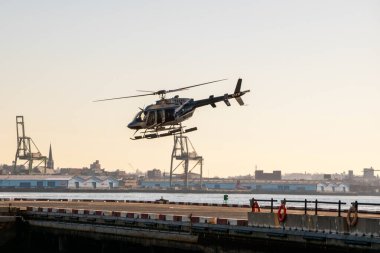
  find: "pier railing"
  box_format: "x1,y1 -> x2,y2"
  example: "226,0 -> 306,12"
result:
250,198 -> 380,217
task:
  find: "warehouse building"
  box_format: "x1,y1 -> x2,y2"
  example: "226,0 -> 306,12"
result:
0,175 -> 119,189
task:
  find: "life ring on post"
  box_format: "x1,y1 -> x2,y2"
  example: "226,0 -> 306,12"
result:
277,203 -> 287,222
252,201 -> 261,213
346,205 -> 358,227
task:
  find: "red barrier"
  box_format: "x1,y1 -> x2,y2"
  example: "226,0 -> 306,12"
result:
173,215 -> 182,221
190,216 -> 200,223
141,213 -> 149,219
237,220 -> 248,226
217,218 -> 228,225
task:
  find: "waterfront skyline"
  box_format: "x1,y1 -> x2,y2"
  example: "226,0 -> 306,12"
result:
0,1 -> 379,177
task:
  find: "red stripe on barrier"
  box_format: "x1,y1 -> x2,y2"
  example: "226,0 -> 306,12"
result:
159,214 -> 166,220
191,216 -> 200,223
173,215 -> 182,221
237,220 -> 248,226
217,218 -> 228,225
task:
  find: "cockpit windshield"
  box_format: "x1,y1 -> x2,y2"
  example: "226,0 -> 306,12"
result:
134,111 -> 145,122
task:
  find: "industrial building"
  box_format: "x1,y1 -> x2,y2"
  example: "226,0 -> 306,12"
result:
68,176 -> 119,189
140,179 -> 318,192
316,182 -> 350,193
255,170 -> 282,180
0,175 -> 119,189
147,169 -> 162,179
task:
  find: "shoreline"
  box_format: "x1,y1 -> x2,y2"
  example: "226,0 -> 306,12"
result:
0,187 -> 379,196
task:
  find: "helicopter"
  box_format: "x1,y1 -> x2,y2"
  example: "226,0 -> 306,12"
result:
94,78 -> 250,140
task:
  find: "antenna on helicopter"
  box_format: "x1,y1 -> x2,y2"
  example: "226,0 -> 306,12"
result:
93,78 -> 228,102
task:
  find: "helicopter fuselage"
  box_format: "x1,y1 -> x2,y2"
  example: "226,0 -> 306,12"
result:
127,97 -> 195,130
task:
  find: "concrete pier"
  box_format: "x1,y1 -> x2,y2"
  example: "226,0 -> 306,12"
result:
0,215 -> 21,248
1,200 -> 380,252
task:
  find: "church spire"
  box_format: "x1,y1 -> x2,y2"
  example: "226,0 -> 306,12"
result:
47,143 -> 54,170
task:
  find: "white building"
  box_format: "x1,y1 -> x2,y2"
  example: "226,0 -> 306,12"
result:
68,176 -> 119,189
0,175 -> 119,189
317,182 -> 349,193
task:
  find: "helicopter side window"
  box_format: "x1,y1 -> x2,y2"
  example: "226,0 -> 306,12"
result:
146,111 -> 156,126
157,110 -> 164,124
165,109 -> 175,122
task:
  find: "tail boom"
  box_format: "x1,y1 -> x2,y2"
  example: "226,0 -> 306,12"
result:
193,78 -> 250,108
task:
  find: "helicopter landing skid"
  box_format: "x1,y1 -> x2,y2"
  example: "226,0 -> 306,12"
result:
130,126 -> 198,140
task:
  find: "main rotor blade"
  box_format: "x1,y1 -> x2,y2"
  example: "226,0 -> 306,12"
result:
136,90 -> 155,93
93,93 -> 154,102
166,78 -> 228,94
93,78 -> 228,102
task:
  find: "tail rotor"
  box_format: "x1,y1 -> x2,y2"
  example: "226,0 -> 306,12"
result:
233,78 -> 249,105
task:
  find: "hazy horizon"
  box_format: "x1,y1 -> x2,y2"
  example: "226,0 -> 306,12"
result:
1,1 -> 379,177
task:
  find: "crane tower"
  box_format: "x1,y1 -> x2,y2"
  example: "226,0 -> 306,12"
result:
169,132 -> 203,190
14,116 -> 47,174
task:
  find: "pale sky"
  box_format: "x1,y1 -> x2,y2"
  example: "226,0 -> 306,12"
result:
0,1 -> 379,177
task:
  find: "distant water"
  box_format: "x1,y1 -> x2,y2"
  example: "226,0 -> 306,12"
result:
1,192 -> 380,211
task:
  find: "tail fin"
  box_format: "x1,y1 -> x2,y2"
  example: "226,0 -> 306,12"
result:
234,78 -> 244,105
234,78 -> 242,94
235,96 -> 244,105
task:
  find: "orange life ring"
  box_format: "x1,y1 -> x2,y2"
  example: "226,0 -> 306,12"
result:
252,201 -> 261,213
346,206 -> 358,227
277,203 -> 287,222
